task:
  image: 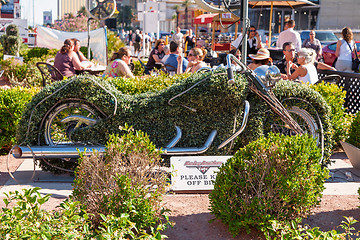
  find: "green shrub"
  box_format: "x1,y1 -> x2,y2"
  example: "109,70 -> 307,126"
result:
0,59 -> 42,87
108,71 -> 190,95
0,188 -> 90,239
80,46 -> 92,60
0,188 -> 143,239
0,24 -> 22,56
264,217 -> 359,239
72,125 -> 170,236
0,87 -> 39,152
132,59 -> 145,76
107,30 -> 125,60
347,111 -> 360,149
311,82 -> 353,147
209,133 -> 328,236
23,47 -> 49,61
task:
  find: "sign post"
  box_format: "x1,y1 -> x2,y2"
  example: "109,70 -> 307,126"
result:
171,156 -> 232,192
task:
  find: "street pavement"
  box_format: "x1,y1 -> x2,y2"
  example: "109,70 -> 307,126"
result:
0,152 -> 359,198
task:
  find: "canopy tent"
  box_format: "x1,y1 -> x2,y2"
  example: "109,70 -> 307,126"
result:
194,12 -> 241,51
194,13 -> 218,25
36,26 -> 107,65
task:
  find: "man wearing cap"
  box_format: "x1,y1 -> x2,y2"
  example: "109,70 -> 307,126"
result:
247,48 -> 272,70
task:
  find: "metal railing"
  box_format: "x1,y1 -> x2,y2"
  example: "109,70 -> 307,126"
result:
317,69 -> 360,114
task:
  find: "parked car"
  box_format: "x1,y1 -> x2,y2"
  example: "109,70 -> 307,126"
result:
155,31 -> 171,40
300,30 -> 338,47
322,41 -> 360,66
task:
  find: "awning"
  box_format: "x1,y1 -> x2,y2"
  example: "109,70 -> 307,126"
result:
194,13 -> 217,25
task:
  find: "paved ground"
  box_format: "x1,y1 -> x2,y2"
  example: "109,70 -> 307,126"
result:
0,152 -> 359,239
1,152 -> 359,198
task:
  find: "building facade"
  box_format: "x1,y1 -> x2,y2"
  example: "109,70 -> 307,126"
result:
318,0 -> 360,30
58,0 -> 86,18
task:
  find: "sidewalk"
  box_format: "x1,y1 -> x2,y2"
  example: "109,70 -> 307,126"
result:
0,152 -> 359,198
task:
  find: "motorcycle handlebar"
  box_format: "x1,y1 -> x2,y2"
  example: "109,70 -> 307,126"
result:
226,54 -> 246,84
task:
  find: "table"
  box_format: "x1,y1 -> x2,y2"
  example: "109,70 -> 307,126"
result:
77,65 -> 107,76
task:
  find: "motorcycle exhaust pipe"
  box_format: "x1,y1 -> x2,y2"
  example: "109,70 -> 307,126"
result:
12,145 -> 106,159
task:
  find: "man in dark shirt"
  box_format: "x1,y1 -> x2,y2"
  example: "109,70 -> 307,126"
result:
276,42 -> 297,75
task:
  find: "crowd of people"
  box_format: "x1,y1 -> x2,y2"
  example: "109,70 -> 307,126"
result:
102,20 -> 358,86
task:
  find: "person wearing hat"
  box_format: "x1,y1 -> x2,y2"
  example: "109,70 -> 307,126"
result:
247,48 -> 272,70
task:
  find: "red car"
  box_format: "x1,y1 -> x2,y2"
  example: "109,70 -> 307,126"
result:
322,41 -> 360,66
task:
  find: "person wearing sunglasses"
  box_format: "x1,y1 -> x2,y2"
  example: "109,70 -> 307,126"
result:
276,42 -> 336,78
236,26 -> 262,56
286,48 -> 318,85
177,47 -> 208,73
302,30 -> 322,61
103,47 -> 134,78
145,39 -> 166,74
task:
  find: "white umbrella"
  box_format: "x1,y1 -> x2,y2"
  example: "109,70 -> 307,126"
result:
248,0 -> 317,47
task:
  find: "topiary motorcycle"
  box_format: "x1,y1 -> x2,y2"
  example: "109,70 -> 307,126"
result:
12,55 -> 333,173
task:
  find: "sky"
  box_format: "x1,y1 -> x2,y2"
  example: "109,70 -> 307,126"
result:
21,0 -> 58,27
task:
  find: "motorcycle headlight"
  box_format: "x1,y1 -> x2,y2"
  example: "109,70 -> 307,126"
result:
253,65 -> 282,88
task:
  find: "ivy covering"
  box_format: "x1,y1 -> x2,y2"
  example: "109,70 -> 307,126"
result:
16,69 -> 333,172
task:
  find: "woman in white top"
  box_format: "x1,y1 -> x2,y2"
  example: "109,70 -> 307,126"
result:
287,48 -> 318,85
335,27 -> 355,72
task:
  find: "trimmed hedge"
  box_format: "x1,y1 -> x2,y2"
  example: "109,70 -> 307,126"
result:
347,111 -> 360,149
0,87 -> 39,151
16,71 -> 333,172
209,133 -> 328,236
311,82 -> 352,147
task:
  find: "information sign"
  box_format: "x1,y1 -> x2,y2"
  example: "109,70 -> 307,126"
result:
171,156 -> 232,191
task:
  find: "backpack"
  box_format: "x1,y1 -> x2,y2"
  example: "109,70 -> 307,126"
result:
135,34 -> 141,43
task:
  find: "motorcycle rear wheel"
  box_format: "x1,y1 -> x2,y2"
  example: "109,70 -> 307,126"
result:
263,99 -> 321,146
42,101 -> 105,146
38,100 -> 106,173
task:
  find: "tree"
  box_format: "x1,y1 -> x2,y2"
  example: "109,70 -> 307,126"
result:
77,6 -> 87,17
182,0 -> 192,29
172,5 -> 180,28
116,5 -> 134,29
52,13 -> 99,32
0,24 -> 22,56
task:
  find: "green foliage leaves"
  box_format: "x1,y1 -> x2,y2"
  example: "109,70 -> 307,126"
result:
107,30 -> 126,59
347,111 -> 360,149
0,59 -> 43,87
209,133 -> 328,236
265,217 -> 360,239
0,87 -> 38,151
0,188 -> 92,239
311,82 -> 352,147
72,126 -> 170,237
0,24 -> 22,56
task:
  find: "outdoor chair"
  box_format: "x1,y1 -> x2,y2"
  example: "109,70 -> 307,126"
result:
315,74 -> 341,85
36,62 -> 64,87
163,64 -> 177,75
